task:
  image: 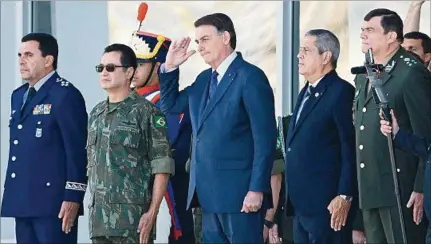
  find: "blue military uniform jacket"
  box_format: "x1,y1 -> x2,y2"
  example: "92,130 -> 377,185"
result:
1,71 -> 88,218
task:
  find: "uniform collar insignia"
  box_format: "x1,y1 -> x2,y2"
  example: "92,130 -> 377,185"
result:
385,60 -> 396,73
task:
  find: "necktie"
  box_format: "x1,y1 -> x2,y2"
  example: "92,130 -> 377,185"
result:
295,86 -> 312,125
208,70 -> 219,102
22,86 -> 36,112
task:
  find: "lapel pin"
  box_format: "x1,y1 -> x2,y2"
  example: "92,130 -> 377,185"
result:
315,92 -> 319,97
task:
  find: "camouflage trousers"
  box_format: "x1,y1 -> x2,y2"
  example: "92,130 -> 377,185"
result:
193,207 -> 203,244
91,235 -> 154,244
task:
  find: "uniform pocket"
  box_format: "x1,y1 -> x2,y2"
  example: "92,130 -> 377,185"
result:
110,126 -> 141,149
109,189 -> 147,205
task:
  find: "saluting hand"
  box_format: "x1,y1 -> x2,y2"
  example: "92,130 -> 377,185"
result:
165,37 -> 196,72
327,196 -> 351,231
58,201 -> 80,234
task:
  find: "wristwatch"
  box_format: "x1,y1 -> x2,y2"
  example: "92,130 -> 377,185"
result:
264,219 -> 275,228
339,195 -> 353,203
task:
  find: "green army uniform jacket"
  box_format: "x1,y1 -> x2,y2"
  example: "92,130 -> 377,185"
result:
86,90 -> 175,238
353,47 -> 431,210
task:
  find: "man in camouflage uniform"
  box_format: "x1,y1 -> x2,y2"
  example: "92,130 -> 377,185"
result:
87,43 -> 175,244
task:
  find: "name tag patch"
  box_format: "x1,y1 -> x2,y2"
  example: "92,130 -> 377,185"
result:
35,128 -> 42,138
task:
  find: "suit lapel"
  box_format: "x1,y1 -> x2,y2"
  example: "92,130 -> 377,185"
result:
288,71 -> 334,144
198,55 -> 242,129
286,85 -> 307,143
197,70 -> 211,126
19,72 -> 58,122
14,85 -> 28,121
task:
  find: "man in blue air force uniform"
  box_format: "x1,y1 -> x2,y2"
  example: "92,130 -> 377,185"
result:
129,19 -> 194,244
1,33 -> 88,244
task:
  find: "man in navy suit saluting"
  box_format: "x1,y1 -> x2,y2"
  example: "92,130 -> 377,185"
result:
158,13 -> 277,244
284,29 -> 357,244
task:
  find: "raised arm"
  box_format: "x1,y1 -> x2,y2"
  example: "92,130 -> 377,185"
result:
159,37 -> 197,114
159,65 -> 190,114
404,1 -> 425,34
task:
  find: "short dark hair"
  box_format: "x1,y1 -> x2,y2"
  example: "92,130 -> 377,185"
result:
194,13 -> 237,50
21,33 -> 59,70
406,50 -> 424,64
104,43 -> 138,72
404,31 -> 431,54
364,8 -> 404,43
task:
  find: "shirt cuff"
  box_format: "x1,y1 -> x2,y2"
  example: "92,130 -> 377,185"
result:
151,157 -> 175,175
160,63 -> 178,74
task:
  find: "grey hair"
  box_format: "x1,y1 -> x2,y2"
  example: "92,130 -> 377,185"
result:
305,29 -> 340,69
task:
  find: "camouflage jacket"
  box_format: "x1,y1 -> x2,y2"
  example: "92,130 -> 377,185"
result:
86,90 -> 174,238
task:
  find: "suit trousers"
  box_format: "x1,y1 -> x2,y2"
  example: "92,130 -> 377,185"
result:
15,217 -> 78,244
293,214 -> 351,244
362,206 -> 427,244
202,209 -> 266,243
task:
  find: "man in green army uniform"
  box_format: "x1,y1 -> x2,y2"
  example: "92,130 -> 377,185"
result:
87,43 -> 175,244
186,122 -> 285,244
353,9 -> 431,243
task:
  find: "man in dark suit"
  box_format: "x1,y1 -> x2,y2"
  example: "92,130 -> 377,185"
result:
1,33 -> 88,243
353,8 -> 430,243
158,13 -> 277,243
284,29 -> 357,244
380,110 -> 431,244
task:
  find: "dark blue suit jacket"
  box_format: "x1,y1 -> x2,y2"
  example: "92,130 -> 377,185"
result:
1,72 -> 88,218
159,52 -> 277,213
284,70 -> 356,216
394,130 -> 431,221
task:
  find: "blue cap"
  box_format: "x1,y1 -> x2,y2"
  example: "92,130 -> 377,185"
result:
129,31 -> 172,63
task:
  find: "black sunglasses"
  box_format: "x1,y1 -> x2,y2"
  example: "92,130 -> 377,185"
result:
95,63 -> 129,73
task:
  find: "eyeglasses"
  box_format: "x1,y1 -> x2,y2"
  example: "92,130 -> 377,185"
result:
95,63 -> 129,73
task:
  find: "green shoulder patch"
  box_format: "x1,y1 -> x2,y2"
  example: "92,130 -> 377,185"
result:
154,115 -> 167,128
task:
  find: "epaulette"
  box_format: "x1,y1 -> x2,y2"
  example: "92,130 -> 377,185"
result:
55,77 -> 71,87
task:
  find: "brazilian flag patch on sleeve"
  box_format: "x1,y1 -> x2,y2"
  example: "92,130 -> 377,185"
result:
154,115 -> 167,128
